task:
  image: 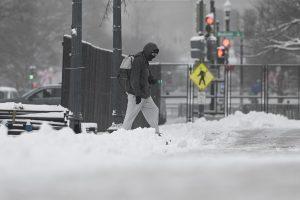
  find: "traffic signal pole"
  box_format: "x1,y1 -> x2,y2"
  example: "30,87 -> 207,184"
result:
240,30 -> 244,107
70,0 -> 83,133
209,0 -> 216,112
224,0 -> 231,116
197,0 -> 205,34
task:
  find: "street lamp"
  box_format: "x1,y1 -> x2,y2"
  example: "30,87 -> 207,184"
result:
224,0 -> 231,32
223,0 -> 231,64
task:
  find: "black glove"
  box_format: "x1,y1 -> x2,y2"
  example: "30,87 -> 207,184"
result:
136,96 -> 141,104
148,75 -> 157,85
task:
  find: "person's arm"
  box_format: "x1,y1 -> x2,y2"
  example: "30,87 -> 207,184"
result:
130,57 -> 142,97
148,68 -> 160,85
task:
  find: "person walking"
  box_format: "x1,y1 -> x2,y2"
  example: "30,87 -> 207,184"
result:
122,42 -> 162,136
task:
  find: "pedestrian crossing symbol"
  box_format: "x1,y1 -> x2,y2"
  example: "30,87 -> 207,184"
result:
189,63 -> 214,91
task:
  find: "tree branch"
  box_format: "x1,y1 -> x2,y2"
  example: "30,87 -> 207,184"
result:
99,0 -> 128,27
99,0 -> 112,27
267,19 -> 300,34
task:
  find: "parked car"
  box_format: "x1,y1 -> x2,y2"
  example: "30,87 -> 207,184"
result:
0,87 -> 19,100
0,84 -> 167,125
0,84 -> 61,105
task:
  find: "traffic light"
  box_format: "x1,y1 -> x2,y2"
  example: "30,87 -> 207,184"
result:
207,36 -> 217,62
217,46 -> 226,64
29,74 -> 34,80
28,66 -> 36,80
205,13 -> 214,25
222,38 -> 231,48
205,13 -> 214,37
32,82 -> 39,89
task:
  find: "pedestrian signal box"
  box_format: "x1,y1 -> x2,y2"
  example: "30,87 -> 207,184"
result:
190,35 -> 206,59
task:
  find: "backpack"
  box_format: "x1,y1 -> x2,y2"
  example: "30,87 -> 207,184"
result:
117,55 -> 134,92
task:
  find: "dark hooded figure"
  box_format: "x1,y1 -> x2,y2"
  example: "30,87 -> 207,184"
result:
122,42 -> 163,137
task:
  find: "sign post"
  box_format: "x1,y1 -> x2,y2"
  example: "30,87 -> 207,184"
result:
189,63 -> 214,118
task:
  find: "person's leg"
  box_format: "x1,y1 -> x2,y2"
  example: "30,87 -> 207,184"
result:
141,96 -> 159,133
122,94 -> 143,130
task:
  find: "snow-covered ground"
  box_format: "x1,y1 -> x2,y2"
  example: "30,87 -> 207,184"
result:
1,111 -> 300,200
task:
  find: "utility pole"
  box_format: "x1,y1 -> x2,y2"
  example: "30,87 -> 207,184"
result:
70,0 -> 83,133
109,0 -> 122,130
196,0 -> 205,34
224,0 -> 231,32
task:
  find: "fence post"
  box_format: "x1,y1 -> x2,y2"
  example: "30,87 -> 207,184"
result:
240,65 -> 244,108
224,66 -> 228,116
263,64 -> 268,113
260,65 -> 264,112
186,65 -> 190,122
298,65 -> 300,119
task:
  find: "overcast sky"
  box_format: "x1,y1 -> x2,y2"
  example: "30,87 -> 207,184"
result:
215,0 -> 256,11
132,0 -> 256,12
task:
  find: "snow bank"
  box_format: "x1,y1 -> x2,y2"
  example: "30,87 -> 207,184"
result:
0,111 -> 300,176
211,111 -> 300,130
0,102 -> 68,112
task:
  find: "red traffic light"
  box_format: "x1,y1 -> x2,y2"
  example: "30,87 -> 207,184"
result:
217,46 -> 225,58
222,38 -> 231,48
205,13 -> 214,25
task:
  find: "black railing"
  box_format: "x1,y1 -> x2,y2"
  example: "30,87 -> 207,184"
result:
160,63 -> 300,123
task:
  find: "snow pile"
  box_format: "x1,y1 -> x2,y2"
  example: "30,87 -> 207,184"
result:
217,111 -> 300,130
0,111 -> 300,174
0,102 -> 68,112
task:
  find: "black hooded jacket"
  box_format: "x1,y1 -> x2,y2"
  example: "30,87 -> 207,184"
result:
127,43 -> 159,98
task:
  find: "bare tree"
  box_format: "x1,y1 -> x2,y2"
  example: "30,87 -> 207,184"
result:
243,0 -> 300,63
0,0 -> 71,89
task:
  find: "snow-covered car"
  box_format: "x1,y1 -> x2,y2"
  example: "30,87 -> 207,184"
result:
0,87 -> 19,100
0,84 -> 61,105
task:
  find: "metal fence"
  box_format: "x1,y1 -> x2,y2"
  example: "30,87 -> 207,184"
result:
159,63 -> 300,123
223,64 -> 300,119
157,63 -> 191,124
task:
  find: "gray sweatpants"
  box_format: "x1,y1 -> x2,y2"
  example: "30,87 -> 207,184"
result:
122,94 -> 159,133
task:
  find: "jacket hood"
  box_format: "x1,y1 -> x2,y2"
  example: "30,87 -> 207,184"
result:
143,43 -> 159,61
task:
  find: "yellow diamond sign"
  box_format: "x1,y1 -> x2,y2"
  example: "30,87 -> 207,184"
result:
189,63 -> 214,91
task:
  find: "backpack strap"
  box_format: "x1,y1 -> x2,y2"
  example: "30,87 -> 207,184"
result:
129,54 -> 134,65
